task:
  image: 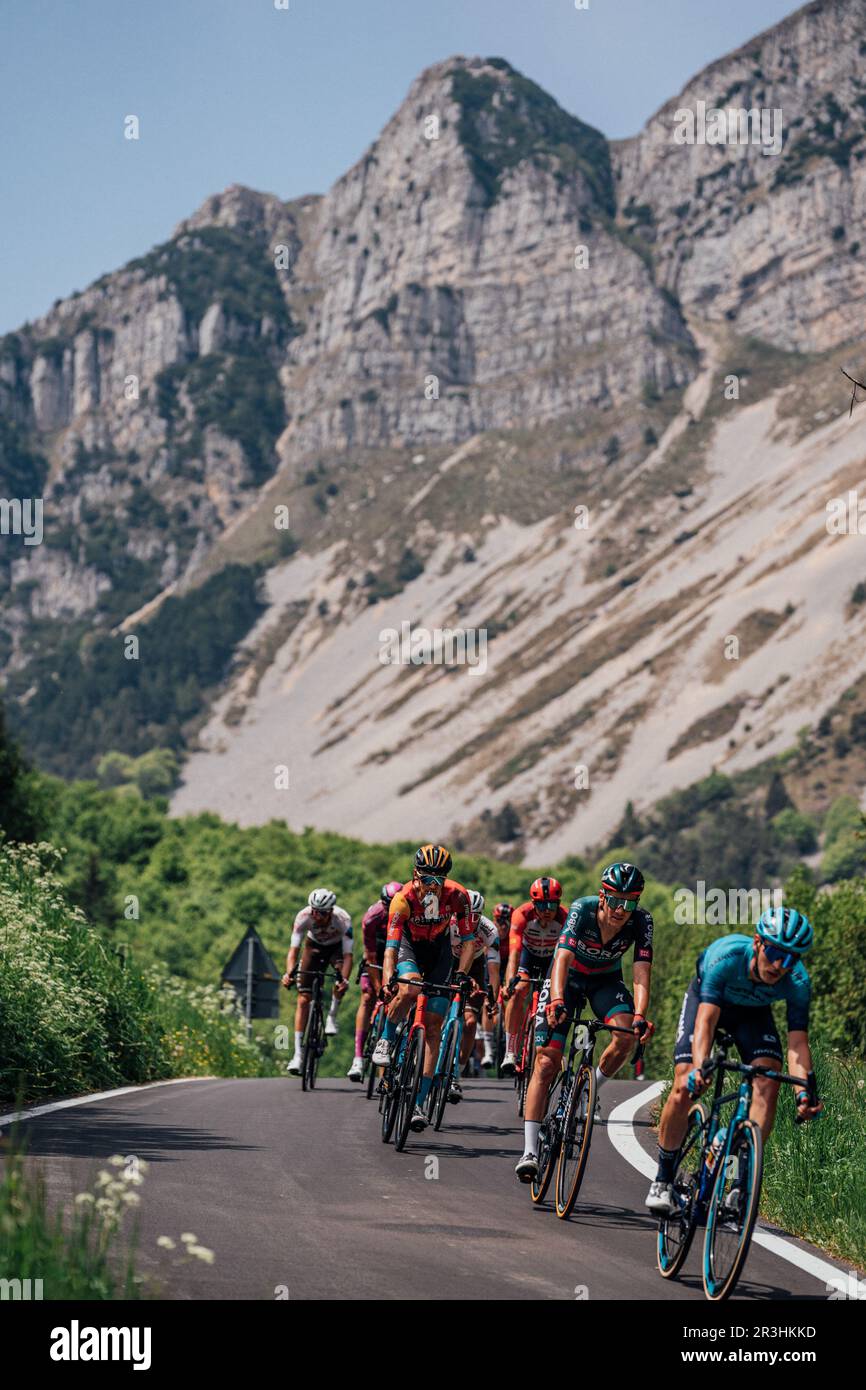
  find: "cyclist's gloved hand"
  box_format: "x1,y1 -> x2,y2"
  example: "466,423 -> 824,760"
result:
453,970 -> 471,998
504,975 -> 520,1000
281,969 -> 296,989
632,1014 -> 654,1042
686,1066 -> 710,1096
334,977 -> 349,999
382,973 -> 399,1003
545,998 -> 567,1028
795,1076 -> 823,1122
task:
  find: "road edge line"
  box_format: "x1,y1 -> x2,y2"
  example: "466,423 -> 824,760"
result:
0,1076 -> 219,1130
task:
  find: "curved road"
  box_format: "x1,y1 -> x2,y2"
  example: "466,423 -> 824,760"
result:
9,1075 -> 845,1300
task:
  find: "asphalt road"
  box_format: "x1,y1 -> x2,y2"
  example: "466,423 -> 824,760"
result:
11,1074 -> 842,1300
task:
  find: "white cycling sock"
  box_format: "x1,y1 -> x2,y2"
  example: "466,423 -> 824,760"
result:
524,1120 -> 541,1156
294,1031 -> 303,1052
328,997 -> 339,1019
595,1065 -> 611,1089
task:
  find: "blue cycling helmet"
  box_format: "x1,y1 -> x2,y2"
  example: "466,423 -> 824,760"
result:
755,906 -> 813,955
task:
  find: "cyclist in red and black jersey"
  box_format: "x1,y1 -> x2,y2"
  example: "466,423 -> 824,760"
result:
371,844 -> 476,1132
500,879 -> 567,1076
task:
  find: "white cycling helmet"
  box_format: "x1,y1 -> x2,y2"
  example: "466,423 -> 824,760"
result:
469,890 -> 484,915
308,888 -> 337,912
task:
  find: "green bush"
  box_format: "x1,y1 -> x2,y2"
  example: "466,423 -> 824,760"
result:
821,831 -> 866,884
0,840 -> 268,1105
823,795 -> 862,848
772,808 -> 818,854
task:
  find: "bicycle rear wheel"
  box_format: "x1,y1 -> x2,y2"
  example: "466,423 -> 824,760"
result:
703,1118 -> 763,1301
364,1007 -> 385,1100
657,1102 -> 706,1278
394,1029 -> 425,1152
531,1072 -> 564,1205
554,1064 -> 596,1218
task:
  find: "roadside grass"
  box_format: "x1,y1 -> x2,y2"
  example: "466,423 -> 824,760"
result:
762,1053 -> 866,1273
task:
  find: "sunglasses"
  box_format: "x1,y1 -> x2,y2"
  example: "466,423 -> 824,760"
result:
416,872 -> 445,886
535,901 -> 559,913
604,893 -> 639,912
761,941 -> 794,969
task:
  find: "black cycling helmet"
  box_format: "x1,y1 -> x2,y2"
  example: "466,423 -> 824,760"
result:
600,861 -> 644,896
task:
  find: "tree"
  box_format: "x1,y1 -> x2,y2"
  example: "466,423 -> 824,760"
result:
0,701 -> 43,842
764,770 -> 792,820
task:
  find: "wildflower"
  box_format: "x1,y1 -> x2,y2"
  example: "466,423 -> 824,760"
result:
180,1232 -> 198,1244
157,1236 -> 176,1250
188,1245 -> 215,1264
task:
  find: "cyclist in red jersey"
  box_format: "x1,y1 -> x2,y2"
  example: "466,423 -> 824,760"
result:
372,844 -> 476,1132
500,879 -> 566,1076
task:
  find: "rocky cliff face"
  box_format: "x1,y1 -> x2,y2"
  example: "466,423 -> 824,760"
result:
3,0 -> 866,853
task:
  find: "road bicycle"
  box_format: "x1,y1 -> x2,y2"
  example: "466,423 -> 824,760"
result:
425,984 -> 465,1131
287,965 -> 342,1092
511,969 -> 546,1118
656,1029 -> 816,1301
378,978 -> 468,1152
530,1013 -> 636,1216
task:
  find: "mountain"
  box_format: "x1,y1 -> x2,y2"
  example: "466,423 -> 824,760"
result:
2,0 -> 866,860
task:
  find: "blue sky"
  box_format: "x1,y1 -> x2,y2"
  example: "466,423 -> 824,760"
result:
1,0 -> 799,334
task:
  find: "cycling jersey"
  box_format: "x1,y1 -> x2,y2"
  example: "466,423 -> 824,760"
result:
696,934 -> 810,1031
361,900 -> 389,958
450,913 -> 499,964
556,895 -> 653,976
387,878 -> 473,949
291,904 -> 353,952
508,901 -> 567,958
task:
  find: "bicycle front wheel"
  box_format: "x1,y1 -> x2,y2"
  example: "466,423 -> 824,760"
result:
517,1018 -> 535,1118
433,1023 -> 458,1132
301,998 -> 322,1092
657,1102 -> 706,1279
703,1118 -> 763,1301
554,1064 -> 596,1218
394,1028 -> 425,1152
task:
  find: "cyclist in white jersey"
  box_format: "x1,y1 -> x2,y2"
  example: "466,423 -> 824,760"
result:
448,892 -> 501,1101
282,889 -> 353,1075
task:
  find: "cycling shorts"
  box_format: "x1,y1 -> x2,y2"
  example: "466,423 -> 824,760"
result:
396,931 -> 454,1017
534,970 -> 634,1052
673,977 -> 783,1066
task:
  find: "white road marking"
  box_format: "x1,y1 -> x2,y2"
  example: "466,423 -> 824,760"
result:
0,1077 -> 216,1129
606,1082 -> 856,1295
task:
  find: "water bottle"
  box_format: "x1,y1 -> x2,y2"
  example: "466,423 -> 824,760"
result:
705,1125 -> 727,1176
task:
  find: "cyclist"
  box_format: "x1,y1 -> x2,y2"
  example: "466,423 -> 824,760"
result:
282,889 -> 353,1076
500,879 -> 567,1076
371,844 -> 476,1132
646,906 -> 822,1214
449,891 -> 501,1101
480,902 -> 512,1067
347,880 -> 403,1082
515,862 -> 653,1182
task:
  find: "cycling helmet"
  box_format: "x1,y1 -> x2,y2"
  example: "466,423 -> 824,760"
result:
755,906 -> 813,955
414,844 -> 452,876
494,902 -> 513,924
529,876 -> 562,903
381,880 -> 403,904
600,862 -> 644,896
308,888 -> 337,912
469,890 -> 484,915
